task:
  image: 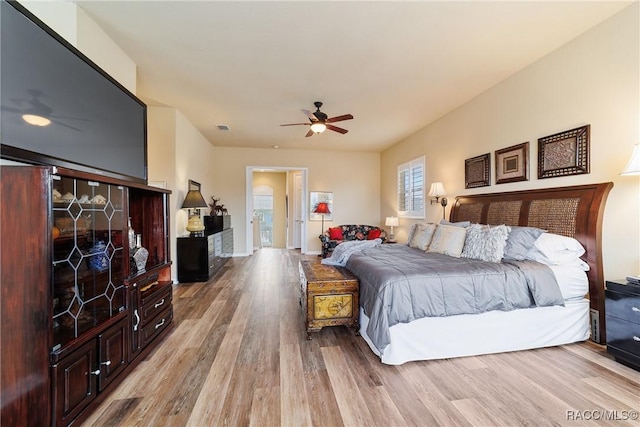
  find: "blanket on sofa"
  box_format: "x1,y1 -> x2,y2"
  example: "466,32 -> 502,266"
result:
346,244 -> 564,354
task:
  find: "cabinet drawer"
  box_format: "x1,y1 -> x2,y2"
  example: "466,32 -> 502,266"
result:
606,315 -> 640,357
605,290 -> 640,324
140,308 -> 173,348
140,285 -> 172,326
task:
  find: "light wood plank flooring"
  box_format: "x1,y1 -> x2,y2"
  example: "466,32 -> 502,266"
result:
84,249 -> 640,426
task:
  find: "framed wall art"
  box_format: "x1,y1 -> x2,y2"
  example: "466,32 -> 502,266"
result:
538,125 -> 590,179
495,142 -> 529,184
465,153 -> 491,188
309,191 -> 333,221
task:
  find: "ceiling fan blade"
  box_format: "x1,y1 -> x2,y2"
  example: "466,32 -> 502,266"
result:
326,124 -> 349,134
280,123 -> 310,127
305,129 -> 315,138
52,119 -> 84,132
1,106 -> 22,113
301,109 -> 317,121
326,114 -> 353,123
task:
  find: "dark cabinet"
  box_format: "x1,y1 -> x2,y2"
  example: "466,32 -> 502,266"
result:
177,228 -> 233,283
51,317 -> 128,426
605,280 -> 640,371
127,269 -> 173,361
1,166 -> 52,427
0,165 -> 172,427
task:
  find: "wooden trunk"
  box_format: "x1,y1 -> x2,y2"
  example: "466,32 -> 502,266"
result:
298,260 -> 359,339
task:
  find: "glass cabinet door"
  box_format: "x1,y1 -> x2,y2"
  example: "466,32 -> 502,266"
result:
52,176 -> 126,350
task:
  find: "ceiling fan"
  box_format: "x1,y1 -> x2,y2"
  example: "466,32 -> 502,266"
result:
1,89 -> 88,132
280,101 -> 353,137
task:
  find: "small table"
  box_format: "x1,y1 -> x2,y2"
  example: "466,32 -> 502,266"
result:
298,260 -> 359,339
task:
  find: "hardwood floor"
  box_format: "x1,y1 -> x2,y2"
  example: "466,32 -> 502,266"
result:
84,249 -> 640,426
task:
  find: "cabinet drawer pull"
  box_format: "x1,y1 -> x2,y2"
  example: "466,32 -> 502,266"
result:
101,360 -> 111,366
155,318 -> 166,330
632,307 -> 640,313
133,309 -> 140,331
633,336 -> 640,342
154,298 -> 165,309
90,369 -> 101,376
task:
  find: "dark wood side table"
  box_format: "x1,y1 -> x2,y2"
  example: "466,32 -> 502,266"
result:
605,279 -> 640,371
298,260 -> 359,339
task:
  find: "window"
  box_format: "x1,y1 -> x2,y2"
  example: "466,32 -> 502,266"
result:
397,156 -> 424,218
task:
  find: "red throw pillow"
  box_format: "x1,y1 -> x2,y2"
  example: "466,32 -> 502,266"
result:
368,229 -> 381,240
329,227 -> 343,240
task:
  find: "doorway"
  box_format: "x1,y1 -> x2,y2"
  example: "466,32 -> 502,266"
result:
246,167 -> 308,255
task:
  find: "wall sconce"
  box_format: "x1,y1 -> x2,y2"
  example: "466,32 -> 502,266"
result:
181,180 -> 208,237
385,216 -> 399,242
428,182 -> 448,219
621,144 -> 640,176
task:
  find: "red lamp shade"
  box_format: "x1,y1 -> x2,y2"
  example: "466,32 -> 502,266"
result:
314,202 -> 331,214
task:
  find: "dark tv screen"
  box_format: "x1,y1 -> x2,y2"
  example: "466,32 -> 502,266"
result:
1,0 -> 147,183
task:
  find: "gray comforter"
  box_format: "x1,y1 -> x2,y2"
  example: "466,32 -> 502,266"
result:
346,244 -> 565,354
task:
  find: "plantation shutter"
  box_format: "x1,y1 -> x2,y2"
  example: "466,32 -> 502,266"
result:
397,156 -> 425,218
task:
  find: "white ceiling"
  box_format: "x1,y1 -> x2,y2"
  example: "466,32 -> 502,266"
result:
73,0 -> 631,152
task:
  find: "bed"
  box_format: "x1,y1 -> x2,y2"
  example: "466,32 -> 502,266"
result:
347,183 -> 612,365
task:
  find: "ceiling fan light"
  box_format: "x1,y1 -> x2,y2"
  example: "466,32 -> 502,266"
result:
22,114 -> 51,126
310,122 -> 326,134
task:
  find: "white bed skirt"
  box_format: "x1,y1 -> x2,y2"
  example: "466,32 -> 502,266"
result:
359,298 -> 590,365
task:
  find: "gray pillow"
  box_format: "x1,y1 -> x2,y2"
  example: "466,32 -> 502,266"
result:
461,224 -> 510,263
503,226 -> 546,261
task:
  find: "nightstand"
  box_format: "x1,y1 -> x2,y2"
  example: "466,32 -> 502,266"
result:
298,260 -> 359,339
605,279 -> 640,371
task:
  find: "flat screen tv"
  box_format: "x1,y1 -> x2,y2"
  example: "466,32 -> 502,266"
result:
1,0 -> 147,184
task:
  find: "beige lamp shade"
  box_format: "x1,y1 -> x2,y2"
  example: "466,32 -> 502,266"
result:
385,216 -> 399,227
621,144 -> 640,176
428,182 -> 447,197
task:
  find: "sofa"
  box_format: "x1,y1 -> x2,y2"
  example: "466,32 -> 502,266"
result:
319,224 -> 387,258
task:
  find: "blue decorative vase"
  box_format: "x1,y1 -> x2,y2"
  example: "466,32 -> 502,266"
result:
88,241 -> 109,271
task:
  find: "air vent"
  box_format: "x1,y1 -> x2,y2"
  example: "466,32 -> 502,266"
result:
216,124 -> 230,131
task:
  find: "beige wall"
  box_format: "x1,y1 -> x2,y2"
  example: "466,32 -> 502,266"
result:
381,3 -> 640,278
19,1 -> 137,94
253,172 -> 287,248
211,147 -> 381,255
147,107 -> 217,281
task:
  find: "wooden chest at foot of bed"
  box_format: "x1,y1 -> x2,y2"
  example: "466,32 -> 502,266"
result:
298,260 -> 359,339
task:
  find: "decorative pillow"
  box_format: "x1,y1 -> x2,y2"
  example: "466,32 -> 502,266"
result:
526,232 -> 585,265
461,224 -> 511,263
503,226 -> 546,261
328,227 -> 343,240
367,229 -> 381,240
406,222 -> 422,245
427,224 -> 467,257
409,222 -> 437,250
355,231 -> 365,240
440,219 -> 471,228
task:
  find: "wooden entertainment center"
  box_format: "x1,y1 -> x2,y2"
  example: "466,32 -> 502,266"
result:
1,165 -> 173,426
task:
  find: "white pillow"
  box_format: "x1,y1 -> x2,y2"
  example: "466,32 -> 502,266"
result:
427,224 -> 467,258
526,232 -> 585,265
409,223 -> 437,250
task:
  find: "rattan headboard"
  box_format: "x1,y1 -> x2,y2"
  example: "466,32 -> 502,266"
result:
450,182 -> 613,342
